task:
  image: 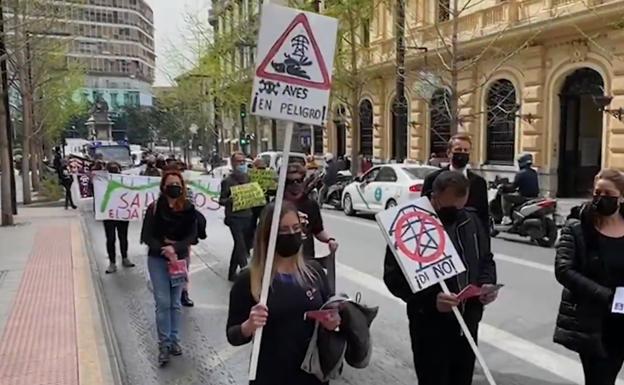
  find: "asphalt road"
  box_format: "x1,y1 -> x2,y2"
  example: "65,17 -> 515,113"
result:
82,204 -> 624,385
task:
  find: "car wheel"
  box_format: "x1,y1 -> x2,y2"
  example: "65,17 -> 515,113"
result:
343,193 -> 355,216
385,199 -> 397,210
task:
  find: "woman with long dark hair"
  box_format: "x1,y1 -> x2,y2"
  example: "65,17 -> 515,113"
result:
141,169 -> 197,366
555,168 -> 624,385
226,202 -> 340,385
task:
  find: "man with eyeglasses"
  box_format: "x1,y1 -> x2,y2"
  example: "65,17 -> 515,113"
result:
284,163 -> 339,259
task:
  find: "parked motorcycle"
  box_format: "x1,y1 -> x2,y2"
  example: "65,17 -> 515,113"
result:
318,170 -> 353,210
489,176 -> 558,247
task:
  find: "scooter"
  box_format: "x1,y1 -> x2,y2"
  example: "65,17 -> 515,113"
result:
318,170 -> 353,210
489,176 -> 558,247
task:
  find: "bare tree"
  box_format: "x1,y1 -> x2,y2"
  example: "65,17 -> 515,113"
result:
323,0 -> 378,172
401,0 -> 544,148
0,58 -> 11,225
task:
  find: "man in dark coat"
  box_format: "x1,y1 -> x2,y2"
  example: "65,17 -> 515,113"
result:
219,151 -> 254,281
422,134 -> 489,229
384,171 -> 497,385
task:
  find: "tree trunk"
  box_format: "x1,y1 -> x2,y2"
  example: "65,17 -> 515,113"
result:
13,0 -> 32,204
0,64 -> 13,225
449,0 -> 460,134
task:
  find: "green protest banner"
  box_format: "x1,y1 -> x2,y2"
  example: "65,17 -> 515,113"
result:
249,169 -> 277,192
231,182 -> 267,212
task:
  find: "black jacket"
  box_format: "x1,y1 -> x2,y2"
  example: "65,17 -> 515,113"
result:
140,198 -> 198,259
383,209 -> 496,332
227,262 -> 330,385
553,204 -> 615,356
512,167 -> 539,198
422,166 -> 489,229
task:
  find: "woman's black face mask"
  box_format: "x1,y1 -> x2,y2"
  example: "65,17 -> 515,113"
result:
276,232 -> 302,257
592,195 -> 620,217
165,185 -> 183,199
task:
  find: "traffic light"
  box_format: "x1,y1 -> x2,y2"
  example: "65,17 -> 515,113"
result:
239,133 -> 252,146
240,103 -> 246,119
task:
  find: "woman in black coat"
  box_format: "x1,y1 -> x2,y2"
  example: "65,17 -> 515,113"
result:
226,202 -> 339,385
554,168 -> 624,385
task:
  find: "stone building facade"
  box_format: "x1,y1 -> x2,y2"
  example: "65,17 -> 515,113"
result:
324,0 -> 624,197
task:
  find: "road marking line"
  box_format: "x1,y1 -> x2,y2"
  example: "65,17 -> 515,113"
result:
194,303 -> 229,311
324,211 -> 556,273
334,262 -> 613,385
495,253 -> 554,273
323,211 -> 379,228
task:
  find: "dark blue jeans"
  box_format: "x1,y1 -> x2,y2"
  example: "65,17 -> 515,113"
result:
148,256 -> 184,348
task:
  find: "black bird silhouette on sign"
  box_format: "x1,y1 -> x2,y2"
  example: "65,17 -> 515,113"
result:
271,34 -> 312,80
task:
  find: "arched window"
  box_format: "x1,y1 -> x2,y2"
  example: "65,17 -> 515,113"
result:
333,106 -> 346,157
486,79 -> 517,164
429,88 -> 451,158
359,99 -> 374,156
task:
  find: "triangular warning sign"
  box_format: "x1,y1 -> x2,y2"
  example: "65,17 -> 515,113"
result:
256,13 -> 331,90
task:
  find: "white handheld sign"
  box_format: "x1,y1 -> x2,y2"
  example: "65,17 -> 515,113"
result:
376,196 -> 497,385
250,4 -> 338,126
376,197 -> 466,292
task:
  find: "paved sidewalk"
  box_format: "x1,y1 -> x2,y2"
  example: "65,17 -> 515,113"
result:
0,206 -> 115,385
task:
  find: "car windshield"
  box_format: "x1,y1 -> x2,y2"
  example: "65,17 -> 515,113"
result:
94,146 -> 132,164
276,155 -> 306,166
403,167 -> 437,180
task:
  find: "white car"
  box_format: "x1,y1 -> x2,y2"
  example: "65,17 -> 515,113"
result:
256,151 -> 307,170
210,157 -> 253,179
342,164 -> 439,215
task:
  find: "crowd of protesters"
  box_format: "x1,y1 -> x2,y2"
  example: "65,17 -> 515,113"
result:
61,134 -> 624,385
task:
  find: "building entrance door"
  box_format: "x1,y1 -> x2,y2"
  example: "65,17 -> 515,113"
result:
558,68 -> 604,197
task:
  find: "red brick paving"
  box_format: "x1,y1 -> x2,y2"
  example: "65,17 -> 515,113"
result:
0,225 -> 78,385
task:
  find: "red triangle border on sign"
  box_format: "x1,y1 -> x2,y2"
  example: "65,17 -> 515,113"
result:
255,13 -> 331,90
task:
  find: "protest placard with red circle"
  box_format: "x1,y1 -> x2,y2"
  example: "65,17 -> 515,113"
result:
393,211 -> 446,264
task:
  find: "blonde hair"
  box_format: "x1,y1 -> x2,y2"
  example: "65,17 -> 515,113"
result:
595,168 -> 624,195
249,202 -> 316,301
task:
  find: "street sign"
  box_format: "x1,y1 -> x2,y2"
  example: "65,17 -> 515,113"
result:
250,4 -> 338,126
376,196 -> 466,293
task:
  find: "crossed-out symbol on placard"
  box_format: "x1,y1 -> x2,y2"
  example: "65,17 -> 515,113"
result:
393,211 -> 446,264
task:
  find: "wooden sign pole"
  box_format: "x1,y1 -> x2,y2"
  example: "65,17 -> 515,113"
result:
248,120 -> 293,380
439,280 -> 497,385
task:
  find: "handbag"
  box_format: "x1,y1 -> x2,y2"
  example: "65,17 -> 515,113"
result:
168,259 -> 188,287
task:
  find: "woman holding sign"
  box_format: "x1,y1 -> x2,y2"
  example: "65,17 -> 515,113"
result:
141,169 -> 197,367
226,202 -> 339,385
555,169 -> 624,385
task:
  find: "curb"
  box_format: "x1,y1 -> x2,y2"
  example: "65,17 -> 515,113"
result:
79,213 -> 128,385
